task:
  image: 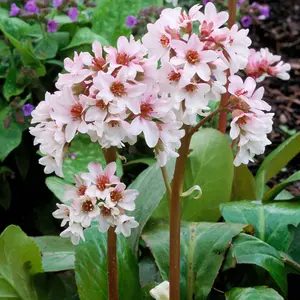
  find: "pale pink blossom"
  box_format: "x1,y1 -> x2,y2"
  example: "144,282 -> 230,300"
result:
60,223 -> 85,245
53,203 -> 74,226
115,215 -> 139,237
98,202 -> 120,232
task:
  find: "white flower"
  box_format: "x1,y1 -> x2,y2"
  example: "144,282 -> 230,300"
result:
115,215 -> 139,237
52,203 -> 74,226
60,223 -> 85,245
98,202 -> 120,232
150,281 -> 170,300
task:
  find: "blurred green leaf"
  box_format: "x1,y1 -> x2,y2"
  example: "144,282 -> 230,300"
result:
142,221 -> 250,299
255,133 -> 300,198
75,226 -> 140,300
34,37 -> 58,60
49,32 -> 70,49
125,157 -> 156,166
33,236 -> 75,272
45,176 -> 72,202
231,165 -> 257,201
227,233 -> 287,296
92,0 -> 138,45
0,225 -> 43,300
220,200 -> 300,252
262,171 -> 300,201
225,286 -> 284,300
3,68 -> 26,100
127,159 -> 175,254
62,27 -> 109,51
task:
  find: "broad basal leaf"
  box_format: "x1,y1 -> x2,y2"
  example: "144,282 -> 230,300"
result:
220,200 -> 300,252
62,27 -> 109,51
127,159 -> 175,254
225,286 -> 284,300
227,234 -> 287,296
142,221 -> 249,300
75,226 -> 140,300
0,225 -> 43,300
33,236 -> 75,272
255,133 -> 300,198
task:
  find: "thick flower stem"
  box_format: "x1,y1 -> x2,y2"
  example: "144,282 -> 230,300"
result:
170,127 -> 191,300
218,0 -> 237,133
103,147 -> 118,300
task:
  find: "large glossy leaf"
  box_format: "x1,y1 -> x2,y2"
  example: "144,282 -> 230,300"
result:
3,68 -> 26,100
220,200 -> 300,252
92,0 -> 139,45
256,133 -> 300,198
231,165 -> 256,201
262,171 -> 300,201
142,221 -> 249,299
75,226 -> 140,300
127,159 -> 175,254
62,27 -> 109,50
62,134 -> 122,183
228,233 -> 287,296
33,236 -> 75,272
0,225 -> 43,300
225,286 -> 284,300
34,37 -> 58,60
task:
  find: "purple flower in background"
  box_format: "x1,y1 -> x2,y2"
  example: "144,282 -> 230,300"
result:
24,0 -> 39,13
9,3 -> 20,16
125,16 -> 137,28
236,0 -> 245,7
241,15 -> 252,28
47,20 -> 58,33
22,104 -> 35,117
53,0 -> 63,8
68,7 -> 78,22
203,0 -> 214,4
258,4 -> 270,20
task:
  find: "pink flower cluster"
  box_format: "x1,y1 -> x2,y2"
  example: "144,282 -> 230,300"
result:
30,2 -> 291,177
53,162 -> 139,244
228,75 -> 274,165
245,48 -> 291,82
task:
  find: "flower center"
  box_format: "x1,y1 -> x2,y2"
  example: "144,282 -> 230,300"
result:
101,206 -> 111,217
237,115 -> 249,125
116,53 -> 130,66
110,190 -> 123,202
96,100 -> 107,110
77,185 -> 87,196
71,104 -> 83,120
235,89 -> 248,97
110,82 -> 127,97
92,57 -> 106,71
168,70 -> 181,82
186,50 -> 200,64
64,207 -> 70,217
160,35 -> 170,48
109,120 -> 119,128
96,175 -> 110,191
185,84 -> 197,93
140,102 -> 153,118
82,199 -> 94,212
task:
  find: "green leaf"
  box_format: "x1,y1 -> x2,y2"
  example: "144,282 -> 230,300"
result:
262,171 -> 300,201
287,224 -> 300,264
142,221 -> 250,300
0,225 -> 43,300
3,68 -> 26,101
127,159 -> 175,254
280,252 -> 300,274
92,0 -> 138,45
62,134 -> 123,183
75,226 -> 140,300
231,165 -> 257,200
33,236 -> 75,272
0,18 -> 45,77
255,133 -> 300,198
49,32 -> 70,49
220,200 -> 300,252
62,27 -> 109,51
225,286 -> 284,300
34,37 -> 58,60
45,176 -> 73,202
124,157 -> 156,166
228,233 -> 287,296
0,119 -> 22,162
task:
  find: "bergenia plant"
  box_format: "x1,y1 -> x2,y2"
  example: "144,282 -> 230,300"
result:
29,1 -> 290,299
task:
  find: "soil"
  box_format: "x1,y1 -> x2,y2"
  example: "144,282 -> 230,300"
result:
247,0 -> 300,195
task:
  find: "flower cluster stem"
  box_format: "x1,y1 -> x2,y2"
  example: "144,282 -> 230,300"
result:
169,126 -> 191,299
218,0 -> 237,133
103,147 -> 119,300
